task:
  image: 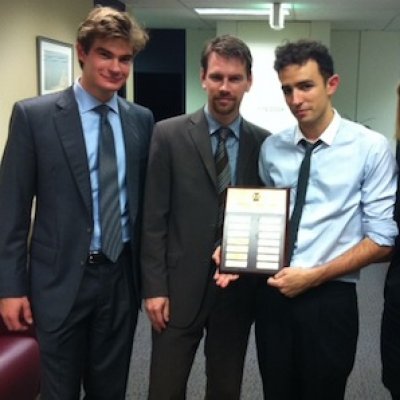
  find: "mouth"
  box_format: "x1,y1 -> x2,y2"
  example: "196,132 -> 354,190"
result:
107,77 -> 124,85
216,97 -> 234,105
102,73 -> 124,84
294,108 -> 309,118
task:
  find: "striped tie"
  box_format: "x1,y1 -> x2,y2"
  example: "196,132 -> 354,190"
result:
95,105 -> 123,262
215,127 -> 231,240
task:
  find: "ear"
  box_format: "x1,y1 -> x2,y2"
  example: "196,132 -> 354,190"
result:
76,42 -> 86,65
327,74 -> 340,96
246,73 -> 253,92
200,68 -> 206,89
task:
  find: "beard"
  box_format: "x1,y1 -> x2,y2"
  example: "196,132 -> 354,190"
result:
211,97 -> 238,116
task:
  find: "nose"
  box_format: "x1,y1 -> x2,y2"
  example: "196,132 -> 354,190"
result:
220,78 -> 230,92
291,88 -> 303,105
109,58 -> 121,73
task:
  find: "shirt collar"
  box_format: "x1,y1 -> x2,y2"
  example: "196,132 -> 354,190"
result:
73,79 -> 119,114
203,105 -> 241,140
294,109 -> 341,146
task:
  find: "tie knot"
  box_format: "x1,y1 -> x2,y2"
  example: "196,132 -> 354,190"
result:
218,127 -> 231,142
94,104 -> 110,118
300,139 -> 321,153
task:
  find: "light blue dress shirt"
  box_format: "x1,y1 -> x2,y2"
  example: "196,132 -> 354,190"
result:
259,110 -> 398,281
74,81 -> 129,251
204,106 -> 241,185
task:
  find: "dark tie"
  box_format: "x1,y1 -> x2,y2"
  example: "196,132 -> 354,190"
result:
215,127 -> 231,240
287,139 -> 321,264
95,105 -> 123,262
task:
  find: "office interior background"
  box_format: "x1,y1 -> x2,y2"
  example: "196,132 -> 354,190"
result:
1,0 -> 400,399
1,0 -> 400,155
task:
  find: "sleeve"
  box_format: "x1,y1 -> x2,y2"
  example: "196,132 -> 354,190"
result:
0,101 -> 36,297
362,135 -> 398,246
140,123 -> 171,299
258,139 -> 274,186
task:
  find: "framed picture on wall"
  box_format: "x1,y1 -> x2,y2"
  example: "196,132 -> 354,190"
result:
36,36 -> 73,95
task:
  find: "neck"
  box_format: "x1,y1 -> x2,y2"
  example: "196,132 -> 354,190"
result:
300,108 -> 334,141
79,78 -> 114,103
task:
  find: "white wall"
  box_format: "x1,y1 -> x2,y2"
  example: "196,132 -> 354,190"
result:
332,30 -> 400,144
357,32 -> 400,140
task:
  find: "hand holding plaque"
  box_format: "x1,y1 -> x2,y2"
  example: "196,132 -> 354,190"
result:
220,187 -> 290,275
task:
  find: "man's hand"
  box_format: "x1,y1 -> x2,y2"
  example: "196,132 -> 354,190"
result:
0,297 -> 33,331
214,269 -> 239,288
212,245 -> 222,266
212,245 -> 239,288
145,297 -> 169,333
267,267 -> 319,298
268,238 -> 394,298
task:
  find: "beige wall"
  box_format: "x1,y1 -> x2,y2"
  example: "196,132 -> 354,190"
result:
0,0 -> 92,156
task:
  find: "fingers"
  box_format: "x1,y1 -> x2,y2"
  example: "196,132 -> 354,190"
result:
212,246 -> 221,266
213,270 -> 239,288
0,297 -> 33,331
22,299 -> 33,325
145,297 -> 169,333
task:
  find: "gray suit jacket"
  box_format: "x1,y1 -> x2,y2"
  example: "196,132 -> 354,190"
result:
141,108 -> 270,328
0,87 -> 154,331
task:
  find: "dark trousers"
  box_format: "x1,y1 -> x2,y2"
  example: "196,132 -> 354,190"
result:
255,281 -> 358,400
148,275 -> 258,400
381,300 -> 400,398
36,248 -> 138,400
381,261 -> 400,398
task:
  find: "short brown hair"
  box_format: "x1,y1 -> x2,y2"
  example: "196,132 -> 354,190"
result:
77,6 -> 148,56
200,34 -> 252,78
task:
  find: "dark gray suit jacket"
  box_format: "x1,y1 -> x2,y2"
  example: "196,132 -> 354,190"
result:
141,108 -> 270,328
0,87 -> 153,331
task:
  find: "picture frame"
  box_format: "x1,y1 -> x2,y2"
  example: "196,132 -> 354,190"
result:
36,36 -> 73,95
220,187 -> 290,275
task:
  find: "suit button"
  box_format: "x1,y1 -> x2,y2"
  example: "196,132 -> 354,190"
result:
87,227 -> 91,233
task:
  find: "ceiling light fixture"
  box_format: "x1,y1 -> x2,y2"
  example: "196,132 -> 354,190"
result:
270,3 -> 287,30
194,3 -> 291,30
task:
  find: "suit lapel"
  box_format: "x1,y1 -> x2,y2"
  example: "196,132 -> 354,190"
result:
119,99 -> 140,219
188,110 -> 217,188
54,87 -> 92,216
237,120 -> 258,185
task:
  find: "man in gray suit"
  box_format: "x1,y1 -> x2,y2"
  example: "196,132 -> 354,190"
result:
0,7 -> 153,400
141,35 -> 270,399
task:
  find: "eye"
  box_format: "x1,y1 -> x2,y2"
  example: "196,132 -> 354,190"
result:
282,86 -> 293,96
209,74 -> 223,82
230,76 -> 243,83
120,56 -> 133,65
98,50 -> 111,59
298,82 -> 314,91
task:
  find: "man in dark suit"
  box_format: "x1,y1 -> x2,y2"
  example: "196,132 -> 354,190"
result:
0,7 -> 153,400
141,35 -> 270,400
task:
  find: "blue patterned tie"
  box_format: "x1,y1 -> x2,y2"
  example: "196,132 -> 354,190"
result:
95,105 -> 123,262
287,139 -> 321,264
215,127 -> 231,240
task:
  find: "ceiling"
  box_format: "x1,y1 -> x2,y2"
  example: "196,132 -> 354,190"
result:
123,0 -> 400,31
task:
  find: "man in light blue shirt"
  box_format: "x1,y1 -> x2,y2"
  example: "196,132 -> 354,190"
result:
256,39 -> 397,400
